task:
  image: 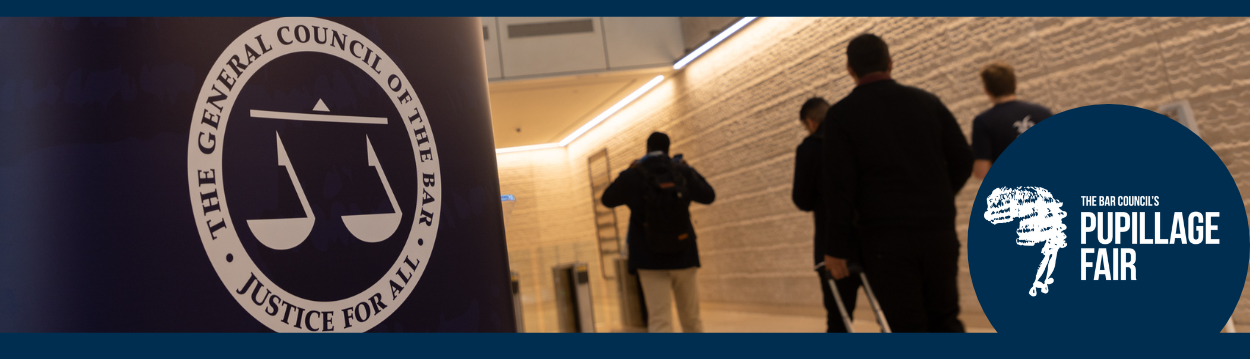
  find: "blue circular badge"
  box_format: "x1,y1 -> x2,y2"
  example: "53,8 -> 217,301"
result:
969,104 -> 1248,334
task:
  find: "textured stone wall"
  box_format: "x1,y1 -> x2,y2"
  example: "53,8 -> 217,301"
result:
496,17 -> 1250,332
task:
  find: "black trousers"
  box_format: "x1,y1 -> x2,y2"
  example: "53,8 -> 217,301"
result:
819,269 -> 862,332
860,228 -> 965,333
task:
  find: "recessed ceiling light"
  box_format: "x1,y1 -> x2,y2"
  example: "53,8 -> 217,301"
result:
673,17 -> 757,70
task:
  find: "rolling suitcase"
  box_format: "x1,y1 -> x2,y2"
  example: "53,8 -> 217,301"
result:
816,262 -> 892,333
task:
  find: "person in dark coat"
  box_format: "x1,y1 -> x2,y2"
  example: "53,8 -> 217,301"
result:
602,132 -> 715,333
820,34 -> 975,332
793,97 -> 862,332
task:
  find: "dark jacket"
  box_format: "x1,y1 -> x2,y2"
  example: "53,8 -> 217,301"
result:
601,154 -> 716,271
793,131 -> 835,265
820,80 -> 974,259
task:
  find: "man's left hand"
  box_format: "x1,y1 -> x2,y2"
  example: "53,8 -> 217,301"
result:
824,255 -> 850,280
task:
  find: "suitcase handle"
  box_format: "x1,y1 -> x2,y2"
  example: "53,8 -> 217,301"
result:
815,262 -> 893,333
816,262 -> 855,333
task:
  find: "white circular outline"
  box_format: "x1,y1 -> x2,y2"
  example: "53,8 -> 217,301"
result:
186,17 -> 441,333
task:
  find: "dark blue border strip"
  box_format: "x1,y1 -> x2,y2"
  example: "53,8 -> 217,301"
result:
2,333 -> 1246,357
5,0 -> 1250,16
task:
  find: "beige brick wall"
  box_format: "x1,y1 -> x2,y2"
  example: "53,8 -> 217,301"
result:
496,17 -> 1250,332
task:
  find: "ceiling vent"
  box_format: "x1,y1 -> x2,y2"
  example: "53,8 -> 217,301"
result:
508,19 -> 595,38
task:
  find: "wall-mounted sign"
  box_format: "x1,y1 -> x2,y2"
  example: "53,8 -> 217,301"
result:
1158,99 -> 1199,137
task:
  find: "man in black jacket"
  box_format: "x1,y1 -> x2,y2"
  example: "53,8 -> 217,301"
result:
821,34 -> 974,332
793,97 -> 862,332
602,132 -> 716,333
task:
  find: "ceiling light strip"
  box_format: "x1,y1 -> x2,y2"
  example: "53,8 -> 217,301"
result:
672,17 -> 757,70
494,142 -> 561,154
497,17 -> 758,155
558,75 -> 665,147
494,74 -> 666,154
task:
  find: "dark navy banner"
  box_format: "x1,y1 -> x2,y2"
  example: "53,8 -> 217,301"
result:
0,17 -> 514,332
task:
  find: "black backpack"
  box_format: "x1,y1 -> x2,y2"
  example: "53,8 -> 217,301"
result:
636,156 -> 695,254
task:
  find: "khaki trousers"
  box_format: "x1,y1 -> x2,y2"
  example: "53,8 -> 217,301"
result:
637,267 -> 703,333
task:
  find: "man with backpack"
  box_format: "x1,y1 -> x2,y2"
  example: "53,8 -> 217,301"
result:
602,132 -> 716,333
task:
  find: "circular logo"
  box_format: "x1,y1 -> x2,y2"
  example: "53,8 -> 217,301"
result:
187,18 -> 441,332
969,105 -> 1247,334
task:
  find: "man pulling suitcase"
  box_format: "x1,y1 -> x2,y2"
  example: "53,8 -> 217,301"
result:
816,262 -> 891,333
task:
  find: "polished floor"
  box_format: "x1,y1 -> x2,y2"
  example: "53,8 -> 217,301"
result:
695,302 -> 1248,333
609,301 -> 1249,333
696,302 -> 996,333
617,286 -> 1000,333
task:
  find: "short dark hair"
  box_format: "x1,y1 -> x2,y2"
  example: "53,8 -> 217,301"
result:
799,97 -> 830,124
981,61 -> 1017,97
846,34 -> 891,78
646,132 -> 670,154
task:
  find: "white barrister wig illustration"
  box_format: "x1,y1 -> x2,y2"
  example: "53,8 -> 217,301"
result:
984,187 -> 1067,296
